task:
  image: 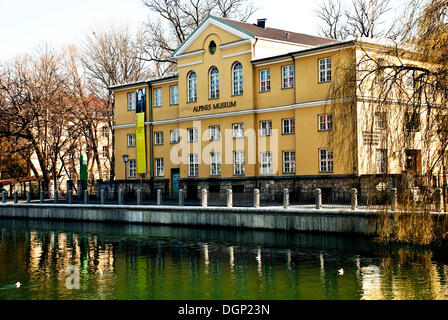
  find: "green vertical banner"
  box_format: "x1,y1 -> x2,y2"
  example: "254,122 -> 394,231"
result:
80,155 -> 88,190
136,89 -> 147,174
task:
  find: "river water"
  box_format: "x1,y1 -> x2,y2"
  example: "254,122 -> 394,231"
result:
1,218 -> 448,300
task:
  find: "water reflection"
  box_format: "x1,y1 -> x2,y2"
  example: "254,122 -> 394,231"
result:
1,219 -> 448,300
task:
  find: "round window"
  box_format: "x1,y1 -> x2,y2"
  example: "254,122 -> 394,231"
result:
209,41 -> 217,55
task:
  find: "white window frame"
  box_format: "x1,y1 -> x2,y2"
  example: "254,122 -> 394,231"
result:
283,151 -> 296,174
128,160 -> 136,178
210,152 -> 222,176
102,146 -> 108,158
154,132 -> 164,145
101,126 -> 109,138
155,158 -> 164,177
375,112 -> 387,130
319,149 -> 334,173
318,114 -> 333,131
170,85 -> 179,105
209,126 -> 221,141
188,72 -> 197,103
209,67 -> 219,99
233,150 -> 245,176
188,154 -> 199,177
260,69 -> 271,92
260,120 -> 272,137
128,92 -> 136,111
127,134 -> 136,147
282,65 -> 294,89
170,129 -> 180,144
319,57 -> 332,83
232,62 -> 243,96
260,152 -> 273,175
188,127 -> 198,142
154,88 -> 162,107
233,123 -> 244,139
282,118 -> 295,134
376,149 -> 387,174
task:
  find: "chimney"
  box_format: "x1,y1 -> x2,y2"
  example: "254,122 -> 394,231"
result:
256,18 -> 267,29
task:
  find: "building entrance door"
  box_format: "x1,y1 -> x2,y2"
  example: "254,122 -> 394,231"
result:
171,169 -> 180,197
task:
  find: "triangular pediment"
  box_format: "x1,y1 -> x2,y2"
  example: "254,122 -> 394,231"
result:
172,15 -> 253,58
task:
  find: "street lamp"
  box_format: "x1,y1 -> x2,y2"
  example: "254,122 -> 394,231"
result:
122,154 -> 129,204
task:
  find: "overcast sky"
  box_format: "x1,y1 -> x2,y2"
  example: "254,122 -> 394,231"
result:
0,0 -> 401,61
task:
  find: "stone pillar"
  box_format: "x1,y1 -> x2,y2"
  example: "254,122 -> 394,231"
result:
201,189 -> 208,207
2,191 -> 6,204
137,189 -> 142,206
227,189 -> 233,208
118,190 -> 124,205
68,190 -> 73,204
315,188 -> 322,209
54,190 -> 58,204
101,189 -> 106,205
14,191 -> 18,204
435,188 -> 443,212
26,191 -> 31,203
84,190 -> 89,204
283,189 -> 289,209
390,188 -> 397,212
179,189 -> 184,206
351,188 -> 358,210
157,189 -> 162,206
40,190 -> 44,203
254,189 -> 260,208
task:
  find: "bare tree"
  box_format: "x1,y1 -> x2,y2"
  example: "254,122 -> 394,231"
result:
140,0 -> 257,76
80,25 -> 149,180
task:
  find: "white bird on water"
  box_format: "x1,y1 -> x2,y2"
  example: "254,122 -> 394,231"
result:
15,282 -> 21,288
338,268 -> 344,276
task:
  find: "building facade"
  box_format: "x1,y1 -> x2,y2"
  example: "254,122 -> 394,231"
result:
111,15 -> 438,200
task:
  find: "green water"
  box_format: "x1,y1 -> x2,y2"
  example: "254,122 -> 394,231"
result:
1,219 -> 448,300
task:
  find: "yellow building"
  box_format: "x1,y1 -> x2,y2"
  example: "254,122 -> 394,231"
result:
110,16 -> 436,200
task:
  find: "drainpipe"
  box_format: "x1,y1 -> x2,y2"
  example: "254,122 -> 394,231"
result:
290,54 -> 296,104
148,82 -> 154,180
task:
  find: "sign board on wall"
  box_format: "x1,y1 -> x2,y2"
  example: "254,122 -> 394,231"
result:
136,88 -> 147,174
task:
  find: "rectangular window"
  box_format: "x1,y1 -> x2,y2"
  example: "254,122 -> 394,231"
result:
282,118 -> 295,134
210,152 -> 222,176
319,149 -> 334,173
260,152 -> 273,174
283,151 -> 296,174
170,85 -> 178,105
154,88 -> 162,107
282,65 -> 294,89
188,127 -> 198,142
376,149 -> 387,174
128,92 -> 136,111
375,112 -> 387,130
101,126 -> 109,138
209,126 -> 221,141
260,69 -> 271,92
102,146 -> 108,158
233,123 -> 244,139
170,130 -> 180,144
260,120 -> 272,137
129,160 -> 136,178
188,154 -> 199,177
155,158 -> 164,177
127,134 -> 136,147
155,132 -> 164,145
406,112 -> 420,131
318,114 -> 333,131
319,57 -> 332,83
233,150 -> 245,175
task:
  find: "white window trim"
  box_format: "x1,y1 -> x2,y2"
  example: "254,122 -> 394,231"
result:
282,118 -> 295,135
128,160 -> 137,178
154,88 -> 162,107
209,126 -> 221,141
170,85 -> 179,105
209,67 -> 220,100
283,151 -> 296,174
189,154 -> 199,177
319,149 -> 334,173
260,69 -> 271,92
319,57 -> 332,83
233,150 -> 245,176
170,130 -> 180,144
188,72 -> 197,103
232,62 -> 243,96
260,120 -> 272,137
282,65 -> 294,89
318,114 -> 333,131
128,92 -> 136,111
155,132 -> 164,145
188,127 -> 198,142
260,152 -> 273,175
155,158 -> 164,177
233,123 -> 244,139
210,152 -> 222,176
127,134 -> 136,147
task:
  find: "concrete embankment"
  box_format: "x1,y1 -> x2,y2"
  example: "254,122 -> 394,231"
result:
0,203 -> 381,235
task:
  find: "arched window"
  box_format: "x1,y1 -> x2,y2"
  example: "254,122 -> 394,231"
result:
188,71 -> 197,102
209,67 -> 219,99
232,62 -> 243,96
